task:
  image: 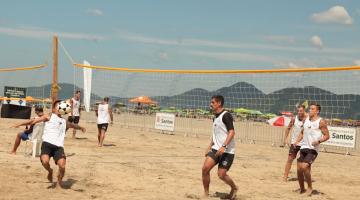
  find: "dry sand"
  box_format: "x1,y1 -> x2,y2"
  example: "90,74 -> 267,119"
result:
1,115 -> 360,200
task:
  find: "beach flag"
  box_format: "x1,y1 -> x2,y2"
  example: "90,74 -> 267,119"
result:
268,116 -> 291,127
83,60 -> 92,112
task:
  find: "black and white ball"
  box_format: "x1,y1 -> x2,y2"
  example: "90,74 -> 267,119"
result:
57,100 -> 71,115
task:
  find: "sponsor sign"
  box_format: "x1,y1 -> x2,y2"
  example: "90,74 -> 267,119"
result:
323,126 -> 356,148
155,112 -> 175,132
3,86 -> 27,106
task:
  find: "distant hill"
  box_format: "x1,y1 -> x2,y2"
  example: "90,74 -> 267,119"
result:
26,82 -> 360,119
27,83 -> 102,101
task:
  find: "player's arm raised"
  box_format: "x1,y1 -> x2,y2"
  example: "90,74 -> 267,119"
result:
30,114 -> 51,125
11,118 -> 35,128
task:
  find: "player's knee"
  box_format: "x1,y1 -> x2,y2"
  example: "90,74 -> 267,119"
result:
57,163 -> 66,170
297,162 -> 302,170
58,164 -> 65,170
288,157 -> 295,163
41,158 -> 50,165
57,159 -> 66,169
302,163 -> 309,170
202,166 -> 210,175
290,154 -> 296,160
217,170 -> 227,180
298,163 -> 307,171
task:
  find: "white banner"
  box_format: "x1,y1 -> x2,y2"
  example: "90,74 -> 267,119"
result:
155,113 -> 175,132
83,60 -> 92,112
322,126 -> 356,148
2,99 -> 26,106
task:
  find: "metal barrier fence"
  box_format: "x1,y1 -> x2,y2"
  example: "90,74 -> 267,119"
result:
1,106 -> 357,155
80,112 -> 359,156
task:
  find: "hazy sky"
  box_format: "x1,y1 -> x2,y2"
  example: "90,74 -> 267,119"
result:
1,1 -> 360,95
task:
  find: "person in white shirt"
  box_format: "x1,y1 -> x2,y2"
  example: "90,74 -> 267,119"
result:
95,97 -> 113,147
68,90 -> 81,138
9,106 -> 44,154
294,103 -> 329,196
283,105 -> 307,181
31,100 -> 86,189
202,95 -> 237,200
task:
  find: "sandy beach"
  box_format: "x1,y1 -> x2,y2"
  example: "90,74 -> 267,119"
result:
1,114 -> 360,200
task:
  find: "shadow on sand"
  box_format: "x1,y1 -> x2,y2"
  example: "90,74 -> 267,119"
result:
312,189 -> 325,196
288,177 -> 298,182
66,153 -> 76,157
47,178 -> 78,190
75,137 -> 88,140
103,144 -> 116,147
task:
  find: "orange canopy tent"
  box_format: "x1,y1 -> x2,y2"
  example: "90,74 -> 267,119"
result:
129,96 -> 157,105
25,96 -> 38,102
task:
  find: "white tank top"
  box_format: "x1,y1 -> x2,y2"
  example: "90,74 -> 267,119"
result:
291,115 -> 304,145
212,111 -> 235,154
301,117 -> 323,152
42,114 -> 67,147
97,104 -> 110,124
71,98 -> 80,117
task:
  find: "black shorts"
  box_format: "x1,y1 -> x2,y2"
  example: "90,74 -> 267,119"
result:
207,149 -> 235,170
97,123 -> 109,132
41,142 -> 66,164
288,144 -> 301,157
297,148 -> 318,165
68,116 -> 80,124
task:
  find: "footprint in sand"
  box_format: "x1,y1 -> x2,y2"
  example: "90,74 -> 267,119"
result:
184,193 -> 200,199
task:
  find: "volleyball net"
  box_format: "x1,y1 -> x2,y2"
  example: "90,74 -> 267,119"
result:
70,63 -> 360,153
72,63 -> 357,119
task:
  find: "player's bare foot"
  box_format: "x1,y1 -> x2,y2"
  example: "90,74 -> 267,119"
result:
47,168 -> 53,182
56,174 -> 64,189
56,181 -> 63,189
225,186 -> 238,200
9,151 -> 16,155
305,188 -> 313,196
283,176 -> 288,182
200,193 -> 210,199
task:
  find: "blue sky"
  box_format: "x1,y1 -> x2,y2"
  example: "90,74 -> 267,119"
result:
0,0 -> 360,92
